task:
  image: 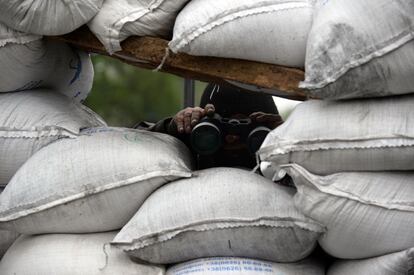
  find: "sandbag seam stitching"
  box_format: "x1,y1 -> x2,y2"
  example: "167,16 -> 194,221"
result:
259,138 -> 414,157
287,164 -> 414,211
300,30 -> 414,89
0,170 -> 192,221
114,218 -> 325,251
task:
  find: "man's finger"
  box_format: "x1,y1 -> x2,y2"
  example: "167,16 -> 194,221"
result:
249,112 -> 264,120
204,104 -> 215,116
184,110 -> 192,133
174,112 -> 185,133
191,109 -> 203,126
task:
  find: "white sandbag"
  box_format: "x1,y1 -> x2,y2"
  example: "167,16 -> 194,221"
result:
0,90 -> 105,187
167,257 -> 325,275
327,248 -> 414,275
0,28 -> 94,102
88,0 -> 191,54
113,168 -> 324,264
0,0 -> 104,35
300,0 -> 414,99
259,95 -> 414,176
0,127 -> 193,234
0,232 -> 165,275
285,164 -> 414,259
169,0 -> 314,67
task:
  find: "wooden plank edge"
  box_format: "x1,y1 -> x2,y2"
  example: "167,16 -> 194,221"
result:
48,26 -> 308,101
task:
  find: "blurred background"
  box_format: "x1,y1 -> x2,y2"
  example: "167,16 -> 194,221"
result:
84,55 -> 301,127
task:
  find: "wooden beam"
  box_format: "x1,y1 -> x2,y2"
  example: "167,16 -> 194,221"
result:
49,27 -> 307,101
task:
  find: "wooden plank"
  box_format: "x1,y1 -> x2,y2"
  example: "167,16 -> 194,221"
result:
48,26 -> 308,101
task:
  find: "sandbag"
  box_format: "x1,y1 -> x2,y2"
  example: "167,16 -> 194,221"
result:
300,0 -> 414,99
113,167 -> 324,264
88,0 -> 190,54
327,248 -> 414,275
0,27 -> 94,102
0,90 -> 105,187
259,95 -> 414,176
170,0 -> 314,67
0,127 -> 193,234
285,164 -> 414,259
0,232 -> 165,275
0,0 -> 104,35
167,257 -> 325,275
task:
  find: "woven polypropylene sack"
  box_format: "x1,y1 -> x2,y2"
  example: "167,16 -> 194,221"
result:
113,167 -> 324,264
167,257 -> 325,275
285,164 -> 414,259
259,95 -> 414,176
0,232 -> 165,275
300,0 -> 414,99
0,0 -> 104,35
170,0 -> 314,67
0,127 -> 193,234
0,90 -> 105,187
88,0 -> 190,54
0,28 -> 94,102
327,248 -> 414,275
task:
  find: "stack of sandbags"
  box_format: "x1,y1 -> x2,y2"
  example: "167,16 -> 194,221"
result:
0,127 -> 193,273
0,19 -> 105,188
300,0 -> 414,99
0,232 -> 165,274
88,0 -> 191,54
258,96 -> 414,270
170,0 -> 314,67
0,127 -> 193,234
0,22 -> 94,102
0,20 -> 106,263
0,0 -> 104,35
0,87 -> 105,261
112,167 -> 325,272
258,0 -> 414,272
259,95 -> 414,176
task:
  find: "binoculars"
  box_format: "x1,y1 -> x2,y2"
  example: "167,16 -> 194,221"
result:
190,114 -> 271,155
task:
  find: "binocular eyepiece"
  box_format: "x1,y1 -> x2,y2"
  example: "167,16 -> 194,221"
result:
190,114 -> 271,155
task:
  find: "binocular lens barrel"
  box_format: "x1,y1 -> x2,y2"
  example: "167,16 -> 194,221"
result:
247,126 -> 271,154
191,122 -> 222,155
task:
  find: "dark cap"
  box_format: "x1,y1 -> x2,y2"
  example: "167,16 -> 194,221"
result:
199,83 -> 279,117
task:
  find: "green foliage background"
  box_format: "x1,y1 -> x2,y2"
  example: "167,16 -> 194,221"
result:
84,55 -> 206,127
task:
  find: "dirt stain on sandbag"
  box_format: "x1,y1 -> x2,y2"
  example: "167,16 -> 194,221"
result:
308,22 -> 394,99
306,23 -> 367,85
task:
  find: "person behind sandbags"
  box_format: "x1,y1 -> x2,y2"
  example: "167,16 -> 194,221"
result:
136,83 -> 283,169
